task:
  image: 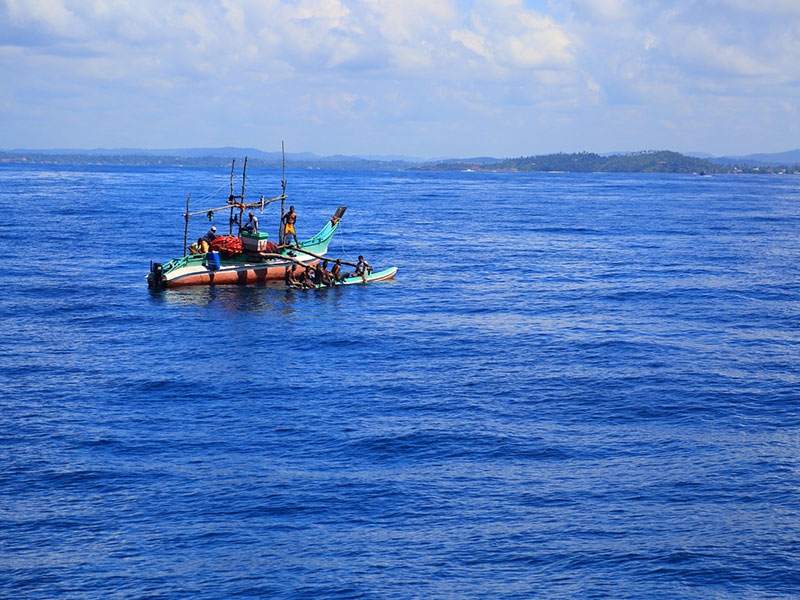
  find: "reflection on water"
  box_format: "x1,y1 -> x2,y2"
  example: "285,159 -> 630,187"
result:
149,281 -> 351,315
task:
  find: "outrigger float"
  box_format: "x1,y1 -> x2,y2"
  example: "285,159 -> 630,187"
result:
147,150 -> 397,289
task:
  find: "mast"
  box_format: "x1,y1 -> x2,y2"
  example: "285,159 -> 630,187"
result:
238,156 -> 248,235
280,141 -> 286,244
229,159 -> 236,235
183,194 -> 191,255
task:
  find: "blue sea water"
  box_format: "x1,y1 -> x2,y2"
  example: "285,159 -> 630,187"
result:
1,163 -> 800,599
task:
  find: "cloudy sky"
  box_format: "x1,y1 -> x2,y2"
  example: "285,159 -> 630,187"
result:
1,0 -> 799,158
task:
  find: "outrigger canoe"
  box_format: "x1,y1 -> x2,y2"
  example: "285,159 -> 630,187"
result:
148,209 -> 345,288
335,267 -> 398,286
292,267 -> 399,290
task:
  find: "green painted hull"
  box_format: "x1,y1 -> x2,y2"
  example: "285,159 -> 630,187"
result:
335,267 -> 398,285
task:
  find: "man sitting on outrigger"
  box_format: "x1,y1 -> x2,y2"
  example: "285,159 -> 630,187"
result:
299,266 -> 315,289
315,260 -> 332,287
284,264 -> 301,289
354,255 -> 372,283
330,259 -> 346,283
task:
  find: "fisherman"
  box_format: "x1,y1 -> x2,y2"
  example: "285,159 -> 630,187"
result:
330,259 -> 345,283
203,226 -> 219,243
315,260 -> 332,287
242,211 -> 258,233
188,237 -> 209,255
284,264 -> 300,288
354,255 -> 372,283
282,205 -> 299,246
300,266 -> 315,289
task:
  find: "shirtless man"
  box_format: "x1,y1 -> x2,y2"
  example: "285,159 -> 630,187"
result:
300,266 -> 315,289
282,206 -> 299,246
330,259 -> 346,283
189,237 -> 209,255
315,260 -> 332,287
284,264 -> 300,288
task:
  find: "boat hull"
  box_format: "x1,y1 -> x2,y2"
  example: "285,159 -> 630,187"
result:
164,258 -> 317,287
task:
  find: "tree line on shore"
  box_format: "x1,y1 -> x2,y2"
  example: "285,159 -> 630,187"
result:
414,151 -> 800,174
2,149 -> 798,174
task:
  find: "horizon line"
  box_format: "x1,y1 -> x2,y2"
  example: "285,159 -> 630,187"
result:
3,146 -> 800,162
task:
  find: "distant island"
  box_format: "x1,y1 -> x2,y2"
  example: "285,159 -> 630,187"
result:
413,150 -> 800,174
1,148 -> 799,174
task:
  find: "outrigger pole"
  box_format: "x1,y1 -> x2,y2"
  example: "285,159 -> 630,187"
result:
287,246 -> 358,269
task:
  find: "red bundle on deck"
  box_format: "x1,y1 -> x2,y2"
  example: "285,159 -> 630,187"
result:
209,235 -> 242,258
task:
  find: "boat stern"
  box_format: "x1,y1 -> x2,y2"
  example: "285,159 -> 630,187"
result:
147,261 -> 165,288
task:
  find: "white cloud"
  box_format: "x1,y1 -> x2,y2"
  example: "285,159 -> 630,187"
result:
0,0 -> 798,155
4,0 -> 85,37
568,0 -> 800,99
468,0 -> 575,70
2,0 -> 578,78
569,0 -> 633,22
716,0 -> 800,16
670,25 -> 774,77
451,28 -> 491,60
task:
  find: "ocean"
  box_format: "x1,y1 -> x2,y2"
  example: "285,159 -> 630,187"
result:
2,164 -> 799,598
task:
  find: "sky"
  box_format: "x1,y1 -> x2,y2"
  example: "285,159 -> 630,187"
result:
1,0 -> 799,158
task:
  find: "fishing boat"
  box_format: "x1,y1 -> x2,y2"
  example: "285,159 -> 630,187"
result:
147,151 -> 397,289
148,209 -> 346,288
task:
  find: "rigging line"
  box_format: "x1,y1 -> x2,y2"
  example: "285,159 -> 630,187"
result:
251,180 -> 286,205
236,174 -> 273,203
338,221 -> 354,262
241,173 -> 283,197
194,181 -> 228,203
